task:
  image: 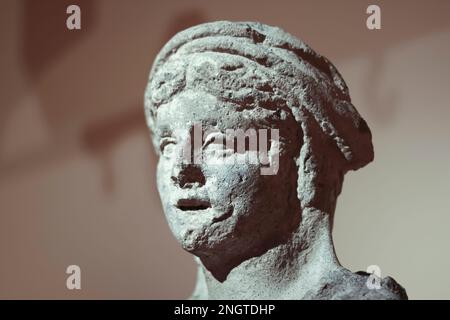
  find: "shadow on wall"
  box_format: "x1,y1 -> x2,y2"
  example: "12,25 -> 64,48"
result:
81,8 -> 209,193
22,0 -> 97,80
0,4 -> 208,188
0,0 -> 98,172
1,0 -> 450,185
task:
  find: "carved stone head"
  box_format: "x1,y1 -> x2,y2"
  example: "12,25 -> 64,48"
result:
144,21 -> 405,299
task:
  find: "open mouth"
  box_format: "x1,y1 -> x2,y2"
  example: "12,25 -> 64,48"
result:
176,199 -> 211,211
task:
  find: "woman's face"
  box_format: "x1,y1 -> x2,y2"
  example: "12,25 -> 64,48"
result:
153,90 -> 301,262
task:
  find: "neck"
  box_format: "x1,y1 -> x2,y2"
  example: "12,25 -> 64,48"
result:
192,208 -> 340,299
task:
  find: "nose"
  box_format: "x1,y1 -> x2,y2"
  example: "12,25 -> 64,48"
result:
171,163 -> 206,188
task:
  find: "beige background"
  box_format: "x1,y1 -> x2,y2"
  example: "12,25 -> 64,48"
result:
1,0 -> 449,299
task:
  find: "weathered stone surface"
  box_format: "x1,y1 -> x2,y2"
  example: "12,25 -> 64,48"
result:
144,21 -> 407,300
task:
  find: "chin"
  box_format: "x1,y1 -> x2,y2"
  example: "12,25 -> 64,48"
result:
179,226 -> 234,257
177,225 -> 209,253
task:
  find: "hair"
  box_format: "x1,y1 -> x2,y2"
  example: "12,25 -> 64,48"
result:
144,21 -> 373,214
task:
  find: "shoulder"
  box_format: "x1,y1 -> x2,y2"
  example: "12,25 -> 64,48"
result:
315,267 -> 408,300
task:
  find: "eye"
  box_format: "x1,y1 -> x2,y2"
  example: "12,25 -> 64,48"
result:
203,132 -> 258,157
160,137 -> 176,157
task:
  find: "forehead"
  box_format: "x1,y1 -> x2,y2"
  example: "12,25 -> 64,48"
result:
154,90 -> 277,136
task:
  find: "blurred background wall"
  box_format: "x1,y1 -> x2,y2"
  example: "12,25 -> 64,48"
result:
0,0 -> 449,299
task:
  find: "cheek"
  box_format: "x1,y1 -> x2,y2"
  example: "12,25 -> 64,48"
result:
203,162 -> 262,208
156,159 -> 173,202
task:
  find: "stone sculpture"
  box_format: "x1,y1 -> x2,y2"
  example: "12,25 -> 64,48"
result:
143,21 -> 407,300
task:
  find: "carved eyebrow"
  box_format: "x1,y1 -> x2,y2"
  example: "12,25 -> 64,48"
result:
203,132 -> 225,149
159,136 -> 176,150
159,136 -> 176,143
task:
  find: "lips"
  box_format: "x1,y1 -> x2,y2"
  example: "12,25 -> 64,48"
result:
176,198 -> 211,211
